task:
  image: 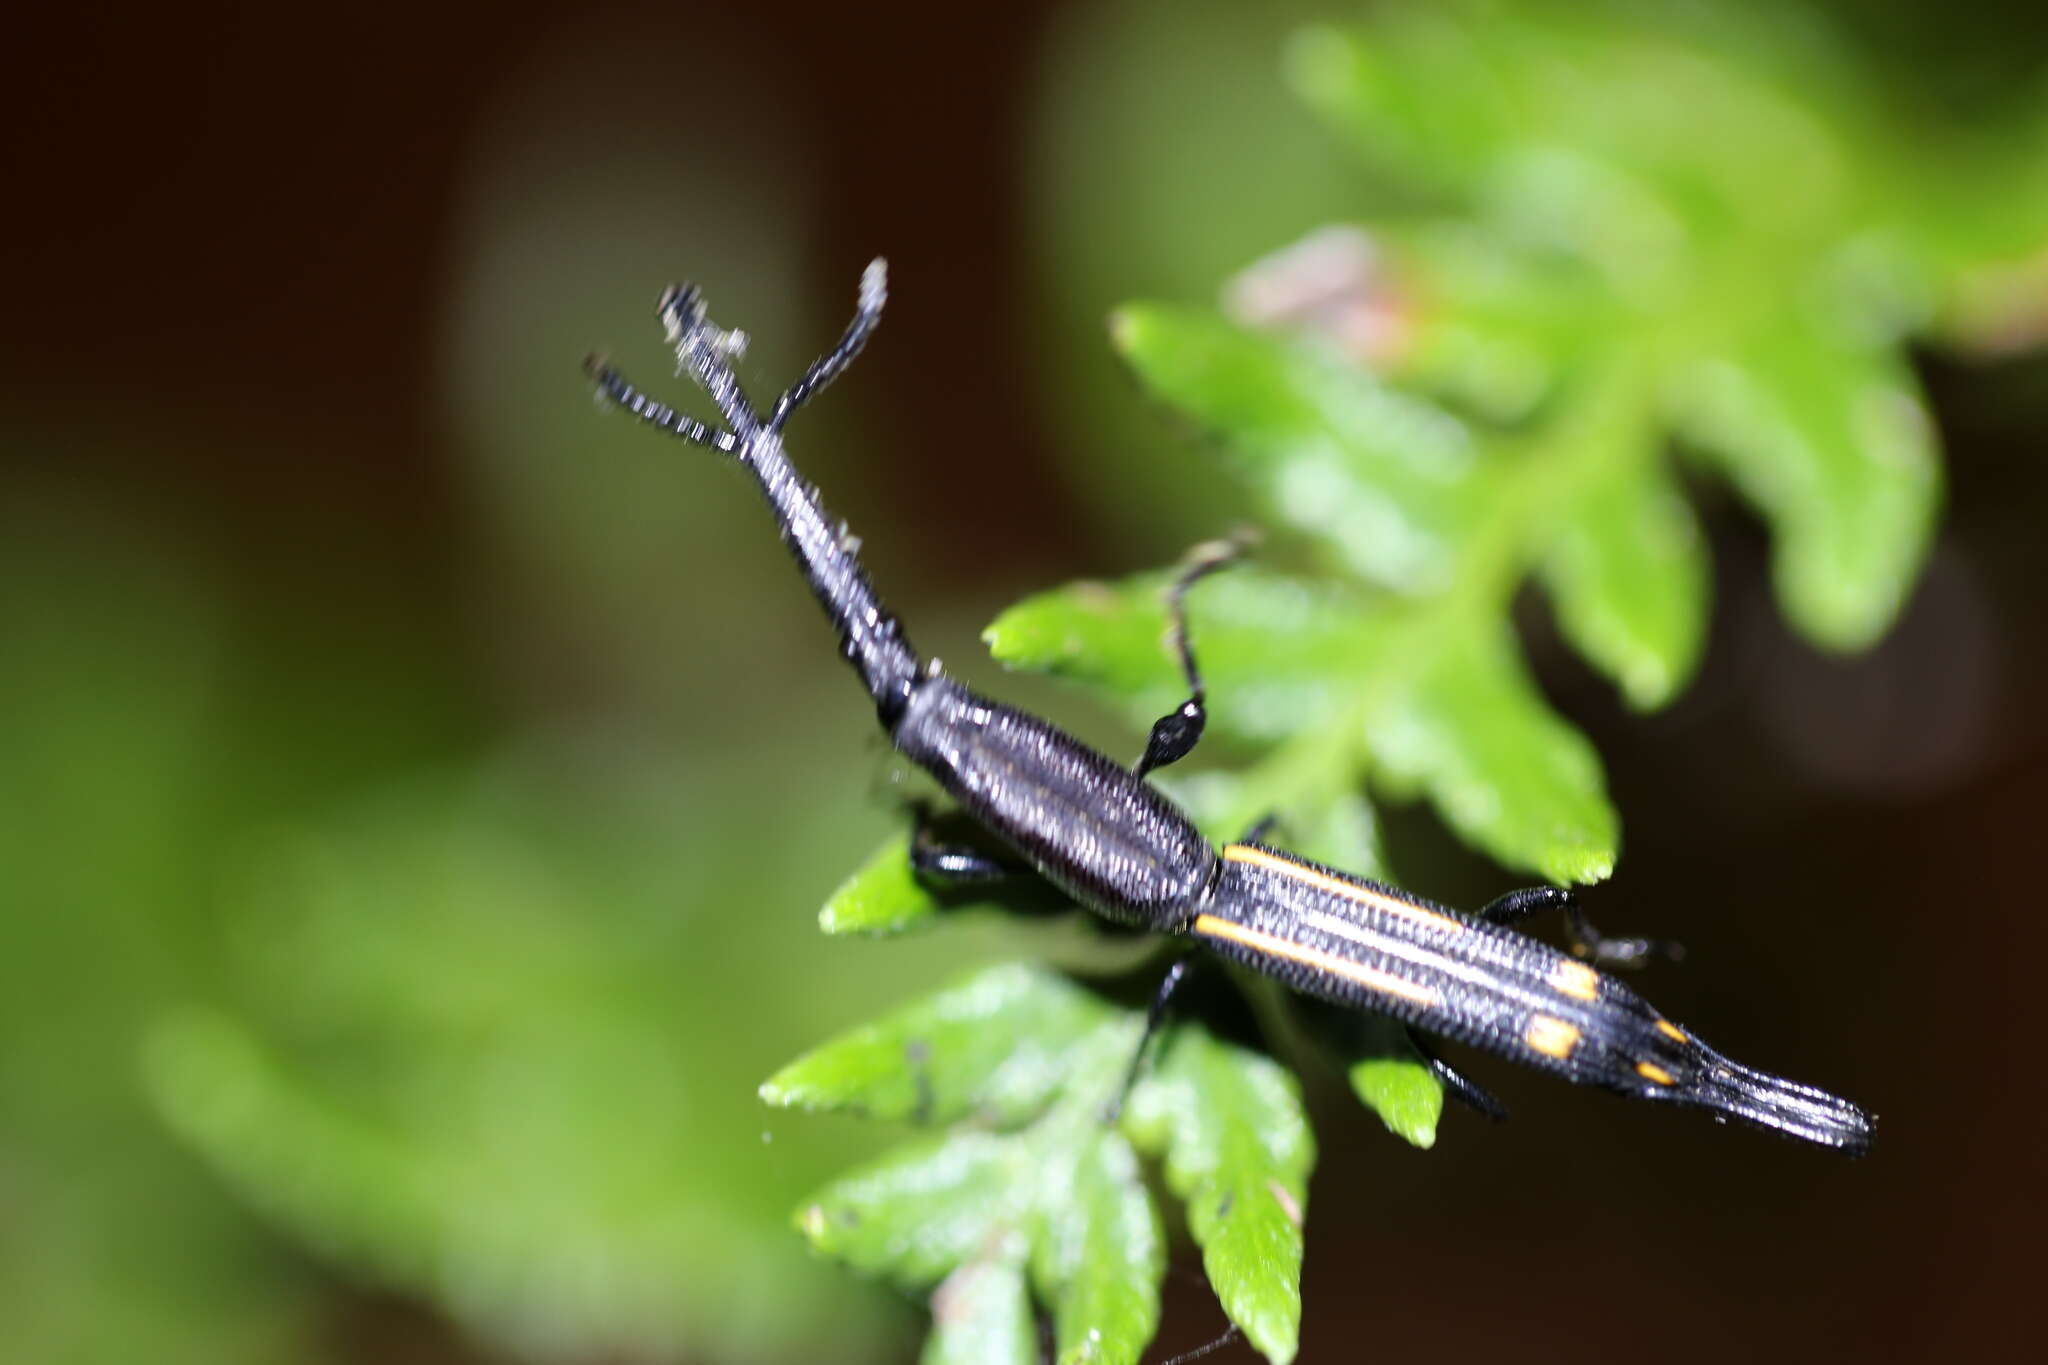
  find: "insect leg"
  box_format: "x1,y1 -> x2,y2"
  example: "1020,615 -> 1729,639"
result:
1237,813 -> 1281,844
1403,1027 -> 1508,1121
1134,534 -> 1254,778
1104,956 -> 1197,1122
909,805 -> 1028,886
1159,1325 -> 1244,1365
1475,885 -> 1681,967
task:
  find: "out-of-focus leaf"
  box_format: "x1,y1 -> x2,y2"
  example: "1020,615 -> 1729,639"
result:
923,1258 -> 1038,1365
762,964 -> 1119,1128
1539,422 -> 1708,710
0,494 -> 318,1365
1113,305 -> 1483,595
1368,625 -> 1616,885
1877,104 -> 2048,348
144,752 -> 943,1365
822,832 -> 944,935
1340,1016 -> 1444,1150
1380,225 -> 1605,420
1672,323 -> 1940,651
1284,15 -> 1517,197
1122,1027 -> 1312,1365
985,567 -> 1383,743
146,1008 -> 442,1280
1162,771 -> 1385,885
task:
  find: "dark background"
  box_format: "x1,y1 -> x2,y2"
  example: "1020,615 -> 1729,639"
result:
4,3 -> 2045,1362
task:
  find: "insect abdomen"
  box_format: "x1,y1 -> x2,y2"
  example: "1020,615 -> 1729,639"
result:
1195,847 -> 1874,1152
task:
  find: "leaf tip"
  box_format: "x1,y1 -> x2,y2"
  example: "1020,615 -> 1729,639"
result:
1257,1334 -> 1300,1365
1554,847 -> 1617,886
1400,1124 -> 1438,1152
979,613 -> 1024,665
794,1201 -> 829,1246
1617,656 -> 1682,713
1107,306 -> 1142,354
817,833 -> 938,936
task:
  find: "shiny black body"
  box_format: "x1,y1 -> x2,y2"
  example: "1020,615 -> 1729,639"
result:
895,676 -> 1216,925
588,260 -> 1873,1154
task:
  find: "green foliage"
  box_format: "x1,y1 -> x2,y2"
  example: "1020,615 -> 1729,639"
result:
138,748 -> 944,1365
780,4 -> 2045,1361
820,832 -> 939,936
0,497 -> 315,1365
1339,1017 -> 1446,1151
768,966 -> 1309,1364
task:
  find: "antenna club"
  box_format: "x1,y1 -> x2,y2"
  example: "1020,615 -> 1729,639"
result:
860,258 -> 888,313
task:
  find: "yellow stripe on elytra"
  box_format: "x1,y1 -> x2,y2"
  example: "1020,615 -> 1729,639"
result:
1637,1061 -> 1675,1086
1654,1019 -> 1688,1044
1548,959 -> 1601,1002
1191,914 -> 1442,1008
1221,845 -> 1467,934
1524,1014 -> 1581,1060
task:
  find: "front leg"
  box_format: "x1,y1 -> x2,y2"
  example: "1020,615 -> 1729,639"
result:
1104,956 -> 1197,1123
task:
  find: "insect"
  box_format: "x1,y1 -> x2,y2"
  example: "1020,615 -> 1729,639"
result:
587,259 -> 1874,1154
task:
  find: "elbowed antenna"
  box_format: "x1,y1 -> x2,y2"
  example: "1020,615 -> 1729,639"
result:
589,261 -> 924,722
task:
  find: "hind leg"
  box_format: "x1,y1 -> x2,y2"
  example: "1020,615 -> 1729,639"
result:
1404,1028 -> 1508,1121
1476,886 -> 1680,967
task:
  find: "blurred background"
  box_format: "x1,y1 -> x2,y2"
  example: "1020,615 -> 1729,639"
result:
4,2 -> 2046,1362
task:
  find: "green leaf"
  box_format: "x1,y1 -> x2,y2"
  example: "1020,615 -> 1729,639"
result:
1284,16 -> 1517,197
1339,1015 -> 1443,1150
998,567 -> 1615,885
145,1007 -> 441,1277
798,1132 -> 1024,1290
820,832 -> 943,935
1672,322 -> 1941,652
137,752 -> 922,1364
1123,1028 -> 1312,1365
923,1258 -> 1038,1365
1112,305 -> 1484,595
1032,1129 -> 1165,1365
1367,625 -> 1616,885
761,965 -> 1119,1128
783,1003 -> 1183,1364
778,988 -> 1321,1365
1163,772 -> 1385,883
1539,429 -> 1708,710
985,567 -> 1382,743
1379,225 -> 1607,420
